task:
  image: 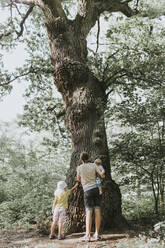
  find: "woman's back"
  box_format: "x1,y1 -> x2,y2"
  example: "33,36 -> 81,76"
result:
77,163 -> 98,191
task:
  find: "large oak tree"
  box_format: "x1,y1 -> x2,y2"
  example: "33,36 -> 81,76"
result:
1,0 -> 139,231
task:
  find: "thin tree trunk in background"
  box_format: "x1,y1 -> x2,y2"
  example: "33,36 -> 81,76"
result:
151,177 -> 159,215
159,175 -> 164,211
159,186 -> 164,210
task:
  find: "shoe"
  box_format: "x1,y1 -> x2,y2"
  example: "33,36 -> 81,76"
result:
80,235 -> 90,242
92,233 -> 101,241
49,234 -> 55,239
58,234 -> 65,240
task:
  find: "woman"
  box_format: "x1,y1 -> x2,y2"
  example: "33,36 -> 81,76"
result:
77,152 -> 105,242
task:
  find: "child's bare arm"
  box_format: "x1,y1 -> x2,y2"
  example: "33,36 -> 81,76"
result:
100,166 -> 105,174
97,169 -> 105,179
52,199 -> 57,214
77,172 -> 81,182
70,182 -> 79,192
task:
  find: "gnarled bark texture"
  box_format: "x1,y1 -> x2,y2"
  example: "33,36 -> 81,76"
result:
46,21 -> 125,232
35,0 -> 134,232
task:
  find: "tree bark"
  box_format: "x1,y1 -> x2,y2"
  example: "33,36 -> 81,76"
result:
151,177 -> 159,215
159,183 -> 164,211
42,13 -> 127,231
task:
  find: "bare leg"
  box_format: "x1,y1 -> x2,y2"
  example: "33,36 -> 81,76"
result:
86,209 -> 93,237
50,220 -> 58,235
58,222 -> 64,237
98,186 -> 102,195
94,208 -> 101,236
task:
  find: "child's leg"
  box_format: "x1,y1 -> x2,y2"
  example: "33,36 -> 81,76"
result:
50,208 -> 59,238
98,186 -> 102,195
58,221 -> 64,237
58,208 -> 66,239
50,220 -> 58,235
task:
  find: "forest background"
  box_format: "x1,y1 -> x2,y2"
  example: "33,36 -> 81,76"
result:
0,0 -> 165,247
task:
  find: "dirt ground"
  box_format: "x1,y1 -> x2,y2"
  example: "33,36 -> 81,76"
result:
0,228 -> 138,248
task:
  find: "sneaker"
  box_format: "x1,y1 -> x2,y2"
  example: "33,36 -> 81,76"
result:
49,234 -> 55,239
92,233 -> 101,241
80,235 -> 90,242
58,234 -> 65,240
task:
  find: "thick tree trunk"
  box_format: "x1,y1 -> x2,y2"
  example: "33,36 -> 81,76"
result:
46,17 -> 127,232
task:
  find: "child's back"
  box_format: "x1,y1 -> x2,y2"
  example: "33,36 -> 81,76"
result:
49,180 -> 78,240
54,189 -> 71,209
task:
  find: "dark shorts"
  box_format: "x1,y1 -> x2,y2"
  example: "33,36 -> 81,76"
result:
84,187 -> 101,210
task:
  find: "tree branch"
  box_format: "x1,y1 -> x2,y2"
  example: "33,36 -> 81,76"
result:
0,3 -> 34,40
16,6 -> 34,38
13,0 -> 67,19
0,31 -> 13,40
140,165 -> 152,177
0,66 -> 54,87
105,67 -> 163,87
75,0 -> 136,36
13,0 -> 35,6
95,19 -> 100,53
75,0 -> 95,35
106,89 -> 114,98
136,0 -> 140,11
56,108 -> 66,118
0,71 -> 32,87
125,71 -> 162,86
47,106 -> 66,118
102,50 -> 120,82
41,0 -> 67,20
104,69 -> 126,84
119,1 -> 136,17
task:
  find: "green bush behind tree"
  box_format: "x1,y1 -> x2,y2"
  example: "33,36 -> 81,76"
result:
0,125 -> 69,229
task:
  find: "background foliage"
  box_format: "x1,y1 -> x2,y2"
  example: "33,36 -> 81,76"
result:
0,1 -> 164,243
0,122 -> 70,230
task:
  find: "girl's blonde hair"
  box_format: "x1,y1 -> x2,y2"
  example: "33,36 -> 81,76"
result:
94,158 -> 102,165
54,181 -> 67,197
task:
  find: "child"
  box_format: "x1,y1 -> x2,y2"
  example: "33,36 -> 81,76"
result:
49,180 -> 78,240
94,158 -> 105,195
